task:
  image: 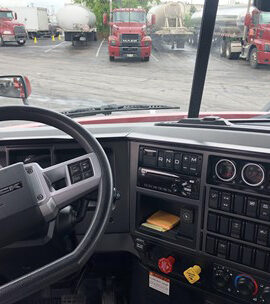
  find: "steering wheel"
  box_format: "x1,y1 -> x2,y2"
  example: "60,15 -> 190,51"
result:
0,106 -> 113,304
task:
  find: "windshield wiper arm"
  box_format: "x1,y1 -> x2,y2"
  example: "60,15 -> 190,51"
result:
61,104 -> 180,118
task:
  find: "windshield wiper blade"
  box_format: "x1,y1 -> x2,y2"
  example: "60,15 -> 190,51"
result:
61,104 -> 180,118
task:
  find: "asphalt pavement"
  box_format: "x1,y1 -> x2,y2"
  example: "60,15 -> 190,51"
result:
0,37 -> 269,113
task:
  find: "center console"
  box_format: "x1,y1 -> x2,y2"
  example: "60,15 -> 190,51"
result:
130,141 -> 270,304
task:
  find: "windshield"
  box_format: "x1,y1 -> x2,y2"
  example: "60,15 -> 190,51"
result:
260,12 -> 270,24
113,11 -> 146,23
0,0 -> 270,121
0,11 -> 13,19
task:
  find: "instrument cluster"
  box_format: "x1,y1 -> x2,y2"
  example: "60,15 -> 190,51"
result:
209,156 -> 270,194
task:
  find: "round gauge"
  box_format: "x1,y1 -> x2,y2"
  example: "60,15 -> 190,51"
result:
241,163 -> 265,187
215,159 -> 236,182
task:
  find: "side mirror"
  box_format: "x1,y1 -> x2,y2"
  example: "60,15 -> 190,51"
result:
244,13 -> 252,26
14,12 -> 18,20
254,0 -> 270,12
151,14 -> 156,25
0,76 -> 32,105
103,13 -> 108,25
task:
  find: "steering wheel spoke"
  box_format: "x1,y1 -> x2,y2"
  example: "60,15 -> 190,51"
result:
25,153 -> 101,222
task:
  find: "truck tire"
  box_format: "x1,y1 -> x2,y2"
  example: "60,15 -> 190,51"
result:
225,42 -> 239,60
250,47 -> 259,69
143,57 -> 150,62
0,36 -> 5,47
220,40 -> 226,57
109,56 -> 115,62
17,40 -> 26,46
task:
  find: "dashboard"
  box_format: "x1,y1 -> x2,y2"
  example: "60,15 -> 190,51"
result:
1,122 -> 270,304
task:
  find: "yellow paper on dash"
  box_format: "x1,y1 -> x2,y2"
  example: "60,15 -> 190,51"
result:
147,210 -> 180,231
141,222 -> 167,232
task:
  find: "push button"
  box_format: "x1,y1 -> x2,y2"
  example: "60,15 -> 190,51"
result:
244,222 -> 255,242
229,243 -> 240,262
242,247 -> 253,266
206,236 -> 216,255
182,154 -> 190,173
257,226 -> 269,246
157,151 -> 165,168
209,190 -> 219,209
234,195 -> 245,215
174,153 -> 181,171
164,151 -> 174,170
69,163 -> 81,176
71,174 -> 82,184
246,198 -> 258,218
220,192 -> 232,212
208,213 -> 218,232
217,240 -> 228,258
219,216 -> 230,235
80,159 -> 91,172
231,219 -> 242,239
259,201 -> 270,221
255,250 -> 266,270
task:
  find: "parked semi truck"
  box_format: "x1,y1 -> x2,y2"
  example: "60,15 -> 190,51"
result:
0,7 -> 27,46
103,8 -> 153,61
147,2 -> 192,50
13,7 -> 58,39
57,4 -> 97,46
190,1 -> 270,68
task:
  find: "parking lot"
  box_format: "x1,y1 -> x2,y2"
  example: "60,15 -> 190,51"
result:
1,38 -> 270,113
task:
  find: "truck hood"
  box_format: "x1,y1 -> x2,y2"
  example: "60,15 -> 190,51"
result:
1,19 -> 25,28
1,111 -> 265,129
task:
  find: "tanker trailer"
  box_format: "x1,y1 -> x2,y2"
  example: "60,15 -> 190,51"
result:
147,2 -> 192,50
57,4 -> 97,46
189,5 -> 250,56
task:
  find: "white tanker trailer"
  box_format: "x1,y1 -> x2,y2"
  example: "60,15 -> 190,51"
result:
147,2 -> 192,50
57,4 -> 97,46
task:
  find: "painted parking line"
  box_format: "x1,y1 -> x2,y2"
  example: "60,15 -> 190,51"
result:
151,53 -> 159,62
96,38 -> 105,57
44,41 -> 67,53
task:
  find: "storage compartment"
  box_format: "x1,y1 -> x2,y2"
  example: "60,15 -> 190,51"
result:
136,194 -> 198,249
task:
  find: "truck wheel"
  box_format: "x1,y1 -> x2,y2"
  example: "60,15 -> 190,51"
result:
143,57 -> 150,62
225,42 -> 234,59
109,56 -> 115,62
250,47 -> 259,69
17,40 -> 26,46
220,40 -> 226,57
0,36 -> 5,47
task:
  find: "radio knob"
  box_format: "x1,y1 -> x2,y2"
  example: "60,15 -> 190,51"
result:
214,269 -> 231,288
235,275 -> 258,298
262,287 -> 270,304
171,184 -> 179,194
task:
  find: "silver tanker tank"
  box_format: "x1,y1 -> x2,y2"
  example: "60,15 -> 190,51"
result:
147,2 -> 192,50
191,6 -> 253,32
57,4 -> 97,46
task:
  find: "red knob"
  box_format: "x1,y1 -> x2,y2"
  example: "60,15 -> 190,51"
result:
158,256 -> 175,274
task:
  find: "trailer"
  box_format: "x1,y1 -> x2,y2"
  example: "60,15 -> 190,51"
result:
147,2 -> 192,50
14,7 -> 53,39
57,4 -> 97,46
190,2 -> 270,68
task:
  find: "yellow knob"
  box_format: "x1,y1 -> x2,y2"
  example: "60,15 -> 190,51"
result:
183,265 -> 202,284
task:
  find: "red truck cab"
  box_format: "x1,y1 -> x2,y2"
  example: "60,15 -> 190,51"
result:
245,9 -> 270,67
104,8 -> 153,61
0,8 -> 27,46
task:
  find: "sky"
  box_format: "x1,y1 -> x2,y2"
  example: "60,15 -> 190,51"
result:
0,0 -> 248,11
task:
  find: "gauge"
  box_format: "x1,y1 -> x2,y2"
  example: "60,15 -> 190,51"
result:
241,163 -> 265,187
215,159 -> 236,182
